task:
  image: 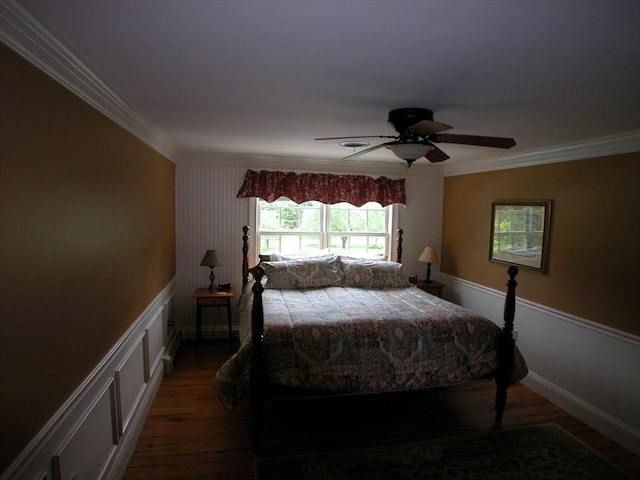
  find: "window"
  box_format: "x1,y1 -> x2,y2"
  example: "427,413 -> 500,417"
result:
257,199 -> 392,259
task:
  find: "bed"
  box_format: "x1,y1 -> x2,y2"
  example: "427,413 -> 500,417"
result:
214,226 -> 528,448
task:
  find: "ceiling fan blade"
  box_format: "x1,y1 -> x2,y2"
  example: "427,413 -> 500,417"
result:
342,142 -> 390,160
408,119 -> 453,136
425,144 -> 450,163
430,134 -> 516,149
315,135 -> 396,141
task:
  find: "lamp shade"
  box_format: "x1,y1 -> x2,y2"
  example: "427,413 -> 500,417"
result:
418,246 -> 439,264
386,142 -> 434,161
200,250 -> 221,267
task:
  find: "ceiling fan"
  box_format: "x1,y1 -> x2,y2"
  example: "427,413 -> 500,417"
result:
315,108 -> 516,166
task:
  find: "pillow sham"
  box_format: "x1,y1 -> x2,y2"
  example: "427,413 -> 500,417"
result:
262,256 -> 343,289
339,257 -> 409,288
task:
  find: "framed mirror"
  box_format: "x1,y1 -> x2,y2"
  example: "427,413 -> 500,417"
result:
490,200 -> 552,273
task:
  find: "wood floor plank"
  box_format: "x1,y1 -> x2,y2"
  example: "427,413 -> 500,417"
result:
123,341 -> 639,479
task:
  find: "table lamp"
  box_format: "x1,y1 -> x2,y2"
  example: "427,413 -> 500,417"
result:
200,250 -> 221,291
418,246 -> 439,283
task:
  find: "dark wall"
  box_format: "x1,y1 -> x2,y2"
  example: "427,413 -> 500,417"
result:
0,44 -> 176,470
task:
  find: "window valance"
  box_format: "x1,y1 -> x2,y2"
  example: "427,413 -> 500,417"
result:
236,169 -> 405,207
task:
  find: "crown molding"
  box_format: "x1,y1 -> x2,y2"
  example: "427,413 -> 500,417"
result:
0,0 -> 175,161
176,150 -> 444,178
442,130 -> 640,177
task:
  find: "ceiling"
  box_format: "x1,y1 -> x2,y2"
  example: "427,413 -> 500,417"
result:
4,0 -> 640,174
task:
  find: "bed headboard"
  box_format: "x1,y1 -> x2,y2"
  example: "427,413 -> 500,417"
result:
241,226 -> 404,286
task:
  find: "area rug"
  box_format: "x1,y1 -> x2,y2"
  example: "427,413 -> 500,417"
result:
255,424 -> 630,479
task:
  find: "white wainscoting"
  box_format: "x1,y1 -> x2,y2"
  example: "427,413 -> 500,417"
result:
440,272 -> 640,455
1,279 -> 175,480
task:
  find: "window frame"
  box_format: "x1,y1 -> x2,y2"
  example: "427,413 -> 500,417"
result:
252,198 -> 397,261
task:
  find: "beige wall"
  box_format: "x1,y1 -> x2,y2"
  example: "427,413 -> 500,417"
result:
442,153 -> 639,335
0,44 -> 176,471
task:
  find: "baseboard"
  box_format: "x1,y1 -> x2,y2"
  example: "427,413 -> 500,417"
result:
1,279 -> 175,480
440,273 -> 640,456
521,373 -> 640,455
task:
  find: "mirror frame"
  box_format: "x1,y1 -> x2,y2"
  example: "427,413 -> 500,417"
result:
489,200 -> 552,273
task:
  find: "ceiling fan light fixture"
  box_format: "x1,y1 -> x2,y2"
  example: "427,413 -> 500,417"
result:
386,142 -> 433,161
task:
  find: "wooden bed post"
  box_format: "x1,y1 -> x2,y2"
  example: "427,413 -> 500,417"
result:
249,264 -> 266,449
241,225 -> 267,447
394,228 -> 403,263
494,265 -> 519,427
242,225 -> 250,287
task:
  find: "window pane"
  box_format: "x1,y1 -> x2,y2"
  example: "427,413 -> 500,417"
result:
260,207 -> 280,231
329,209 -> 348,232
367,210 -> 385,232
280,235 -> 300,252
260,235 -> 280,253
348,210 -> 367,231
329,235 -> 349,251
367,236 -> 385,252
348,236 -> 368,254
300,205 -> 321,231
279,205 -> 301,231
301,235 -> 321,251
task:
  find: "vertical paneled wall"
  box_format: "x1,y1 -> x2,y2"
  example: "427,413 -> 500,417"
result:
398,174 -> 444,281
175,157 -> 444,337
176,162 -> 250,338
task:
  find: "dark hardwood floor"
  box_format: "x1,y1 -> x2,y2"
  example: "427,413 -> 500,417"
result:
123,340 -> 639,479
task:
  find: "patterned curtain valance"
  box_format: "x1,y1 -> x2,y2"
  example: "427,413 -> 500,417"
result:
236,169 -> 406,207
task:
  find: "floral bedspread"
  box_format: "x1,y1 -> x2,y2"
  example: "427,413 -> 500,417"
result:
214,282 -> 528,411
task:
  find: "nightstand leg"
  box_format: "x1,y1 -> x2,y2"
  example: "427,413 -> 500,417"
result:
227,302 -> 232,354
196,302 -> 201,357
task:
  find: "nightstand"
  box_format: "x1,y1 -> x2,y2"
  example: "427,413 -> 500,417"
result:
193,288 -> 234,356
415,280 -> 445,298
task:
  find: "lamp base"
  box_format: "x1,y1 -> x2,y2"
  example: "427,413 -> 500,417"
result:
424,263 -> 432,283
208,268 -> 216,291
